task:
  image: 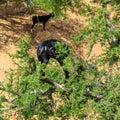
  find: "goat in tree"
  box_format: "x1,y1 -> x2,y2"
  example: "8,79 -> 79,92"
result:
37,39 -> 71,78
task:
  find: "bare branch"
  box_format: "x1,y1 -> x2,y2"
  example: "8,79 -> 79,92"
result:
40,78 -> 64,89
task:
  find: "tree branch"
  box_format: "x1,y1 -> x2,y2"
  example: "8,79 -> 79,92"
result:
40,78 -> 64,89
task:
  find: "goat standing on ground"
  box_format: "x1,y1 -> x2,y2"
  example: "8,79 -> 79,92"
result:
37,39 -> 71,78
31,13 -> 53,30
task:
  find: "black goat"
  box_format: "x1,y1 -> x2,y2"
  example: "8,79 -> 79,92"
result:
37,39 -> 71,78
31,13 -> 53,30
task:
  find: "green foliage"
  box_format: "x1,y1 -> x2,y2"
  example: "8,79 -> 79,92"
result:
33,0 -> 74,16
99,43 -> 120,65
0,30 -> 120,120
0,1 -> 120,120
71,2 -> 120,57
0,34 -> 74,119
70,1 -> 120,119
55,41 -> 72,60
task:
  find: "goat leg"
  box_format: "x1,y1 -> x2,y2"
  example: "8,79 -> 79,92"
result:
57,59 -> 69,79
31,22 -> 36,29
43,22 -> 46,30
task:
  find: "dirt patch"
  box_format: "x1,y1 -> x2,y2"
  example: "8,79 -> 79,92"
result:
0,45 -> 18,82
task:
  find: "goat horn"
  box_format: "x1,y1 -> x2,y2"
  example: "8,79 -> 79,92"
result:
44,46 -> 47,51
